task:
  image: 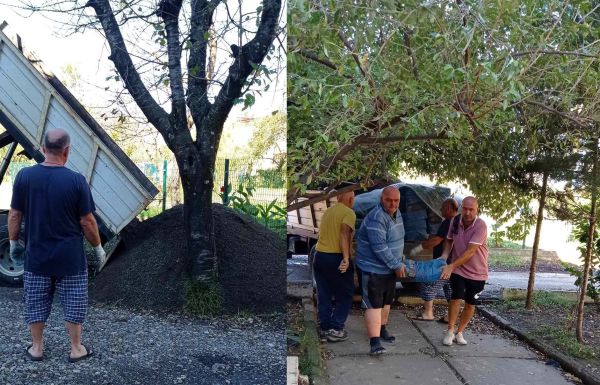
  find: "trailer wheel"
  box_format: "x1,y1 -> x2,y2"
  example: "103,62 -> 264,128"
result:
0,225 -> 24,286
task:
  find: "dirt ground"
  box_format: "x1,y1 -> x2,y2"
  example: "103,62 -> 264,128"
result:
90,204 -> 285,314
488,302 -> 600,378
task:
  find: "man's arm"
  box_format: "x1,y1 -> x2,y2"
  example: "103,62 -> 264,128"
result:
338,224 -> 353,272
421,235 -> 445,250
8,208 -> 23,240
440,243 -> 479,279
80,212 -> 101,246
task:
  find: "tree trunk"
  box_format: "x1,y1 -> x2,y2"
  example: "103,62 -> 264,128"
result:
576,139 -> 598,343
178,151 -> 217,284
526,171 -> 548,309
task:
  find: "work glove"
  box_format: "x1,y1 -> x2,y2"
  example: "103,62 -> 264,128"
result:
409,244 -> 423,257
9,240 -> 25,263
94,244 -> 107,271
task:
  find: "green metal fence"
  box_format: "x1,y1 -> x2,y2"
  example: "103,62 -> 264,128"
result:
135,157 -> 286,239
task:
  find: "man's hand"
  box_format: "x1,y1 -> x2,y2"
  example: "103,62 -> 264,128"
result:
94,244 -> 107,271
394,265 -> 406,278
440,264 -> 454,280
338,258 -> 350,273
9,240 -> 25,262
409,244 -> 423,257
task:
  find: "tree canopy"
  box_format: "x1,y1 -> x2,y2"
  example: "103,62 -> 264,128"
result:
288,0 -> 600,221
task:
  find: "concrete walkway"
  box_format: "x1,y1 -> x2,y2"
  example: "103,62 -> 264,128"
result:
322,311 -> 576,385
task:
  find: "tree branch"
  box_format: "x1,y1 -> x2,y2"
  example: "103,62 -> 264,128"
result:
86,0 -> 171,136
512,50 -> 599,59
187,0 -> 217,134
523,100 -> 589,127
158,0 -> 187,129
208,0 -> 282,133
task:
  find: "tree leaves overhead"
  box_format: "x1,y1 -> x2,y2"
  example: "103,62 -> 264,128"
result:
288,0 -> 600,218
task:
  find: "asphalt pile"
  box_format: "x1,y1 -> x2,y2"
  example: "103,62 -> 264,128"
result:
90,204 -> 285,314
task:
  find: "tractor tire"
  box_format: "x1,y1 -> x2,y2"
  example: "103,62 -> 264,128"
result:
0,225 -> 24,286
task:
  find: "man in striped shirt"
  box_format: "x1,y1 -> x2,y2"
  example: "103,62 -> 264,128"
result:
355,186 -> 406,355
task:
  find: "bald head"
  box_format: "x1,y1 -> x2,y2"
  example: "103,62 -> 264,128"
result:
336,190 -> 355,208
461,196 -> 479,225
381,186 -> 400,216
43,128 -> 71,156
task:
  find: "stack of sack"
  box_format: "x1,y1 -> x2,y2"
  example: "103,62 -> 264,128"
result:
399,186 -> 428,241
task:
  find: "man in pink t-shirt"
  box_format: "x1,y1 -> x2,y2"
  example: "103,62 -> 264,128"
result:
439,196 -> 488,346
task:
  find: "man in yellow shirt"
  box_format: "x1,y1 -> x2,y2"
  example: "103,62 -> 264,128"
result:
314,190 -> 356,342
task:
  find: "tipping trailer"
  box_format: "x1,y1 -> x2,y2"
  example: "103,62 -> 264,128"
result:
0,23 -> 159,284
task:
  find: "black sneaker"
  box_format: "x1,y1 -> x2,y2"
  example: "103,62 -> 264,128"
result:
319,329 -> 330,342
381,328 -> 396,343
326,329 -> 348,342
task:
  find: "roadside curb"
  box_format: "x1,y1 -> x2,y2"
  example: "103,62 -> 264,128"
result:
302,298 -> 331,385
478,306 -> 600,385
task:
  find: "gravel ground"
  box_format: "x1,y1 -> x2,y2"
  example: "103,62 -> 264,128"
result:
0,286 -> 286,385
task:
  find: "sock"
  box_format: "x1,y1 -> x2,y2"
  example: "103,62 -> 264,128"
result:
370,337 -> 381,346
380,325 -> 395,341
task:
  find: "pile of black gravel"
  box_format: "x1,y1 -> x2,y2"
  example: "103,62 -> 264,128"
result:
89,204 -> 285,314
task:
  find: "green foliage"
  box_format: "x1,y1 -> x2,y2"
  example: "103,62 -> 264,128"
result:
566,205 -> 600,302
184,280 -> 222,317
221,184 -> 286,239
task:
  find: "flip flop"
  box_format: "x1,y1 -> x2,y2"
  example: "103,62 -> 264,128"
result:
437,316 -> 449,324
411,314 -> 435,321
68,344 -> 94,363
25,345 -> 43,362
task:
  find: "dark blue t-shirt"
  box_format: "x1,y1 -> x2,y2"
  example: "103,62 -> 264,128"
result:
10,164 -> 95,276
433,217 -> 451,259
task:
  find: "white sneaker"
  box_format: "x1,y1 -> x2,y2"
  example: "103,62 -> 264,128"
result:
455,332 -> 467,345
443,330 -> 455,346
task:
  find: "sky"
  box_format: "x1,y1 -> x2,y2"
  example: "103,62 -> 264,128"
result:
0,0 -> 286,120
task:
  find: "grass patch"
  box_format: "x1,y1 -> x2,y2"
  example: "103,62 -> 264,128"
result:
488,253 -> 523,269
298,328 -> 321,377
184,280 -> 222,317
532,325 -> 598,360
499,291 -> 576,312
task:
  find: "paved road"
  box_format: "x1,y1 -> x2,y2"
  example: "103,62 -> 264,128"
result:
321,311 -> 577,385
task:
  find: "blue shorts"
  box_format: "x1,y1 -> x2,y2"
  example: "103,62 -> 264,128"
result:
23,271 -> 88,325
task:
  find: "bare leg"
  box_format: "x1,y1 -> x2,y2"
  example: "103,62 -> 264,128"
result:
381,305 -> 391,326
365,309 -> 382,338
65,322 -> 87,359
456,303 -> 476,334
28,322 -> 45,358
422,300 -> 434,319
447,299 -> 462,332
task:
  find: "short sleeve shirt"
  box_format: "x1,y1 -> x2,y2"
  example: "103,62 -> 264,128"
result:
315,203 -> 356,253
433,218 -> 451,259
447,216 -> 488,280
11,164 -> 96,276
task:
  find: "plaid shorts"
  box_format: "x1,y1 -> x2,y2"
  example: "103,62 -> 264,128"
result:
23,271 -> 88,325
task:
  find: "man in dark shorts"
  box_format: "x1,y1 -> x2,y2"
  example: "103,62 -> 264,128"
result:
8,128 -> 106,362
410,198 -> 458,321
355,187 -> 406,355
439,196 -> 488,346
